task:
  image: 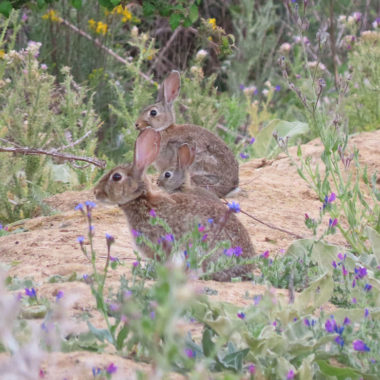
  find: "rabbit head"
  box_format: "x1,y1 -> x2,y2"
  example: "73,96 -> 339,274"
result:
94,128 -> 161,205
135,71 -> 181,131
157,143 -> 195,193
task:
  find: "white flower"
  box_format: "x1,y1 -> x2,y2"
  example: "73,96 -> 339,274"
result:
262,89 -> 269,96
308,61 -> 326,71
338,15 -> 347,24
195,49 -> 208,61
279,42 -> 291,53
243,86 -> 257,96
131,26 -> 139,38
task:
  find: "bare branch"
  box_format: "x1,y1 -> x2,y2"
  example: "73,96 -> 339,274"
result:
55,128 -> 100,152
0,146 -> 106,168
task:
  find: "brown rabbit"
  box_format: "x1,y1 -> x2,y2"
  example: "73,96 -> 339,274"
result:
94,128 -> 255,281
157,143 -> 219,201
134,71 -> 239,198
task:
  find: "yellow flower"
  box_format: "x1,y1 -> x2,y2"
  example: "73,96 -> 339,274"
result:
88,19 -> 96,30
96,21 -> 108,35
0,50 -> 4,59
42,9 -> 61,23
122,8 -> 132,22
208,18 -> 216,30
112,5 -> 124,15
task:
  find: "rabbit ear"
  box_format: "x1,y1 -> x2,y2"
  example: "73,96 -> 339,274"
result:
177,143 -> 196,169
133,128 -> 161,177
159,70 -> 180,105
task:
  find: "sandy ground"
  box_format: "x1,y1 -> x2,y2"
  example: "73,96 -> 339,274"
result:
0,130 -> 379,379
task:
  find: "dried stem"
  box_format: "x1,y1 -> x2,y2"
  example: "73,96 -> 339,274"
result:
0,145 -> 106,168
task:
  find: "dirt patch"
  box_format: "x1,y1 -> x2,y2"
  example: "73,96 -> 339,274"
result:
0,130 -> 379,378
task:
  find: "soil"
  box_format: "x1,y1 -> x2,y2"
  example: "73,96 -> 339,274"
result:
0,130 -> 379,379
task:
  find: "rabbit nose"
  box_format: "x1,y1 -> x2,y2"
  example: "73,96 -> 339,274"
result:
135,122 -> 140,129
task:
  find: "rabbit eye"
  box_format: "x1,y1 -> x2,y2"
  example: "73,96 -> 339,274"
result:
150,109 -> 157,117
112,173 -> 122,181
164,171 -> 172,178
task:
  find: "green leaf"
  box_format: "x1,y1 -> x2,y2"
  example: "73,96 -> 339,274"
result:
0,1 -> 12,17
293,272 -> 334,314
251,120 -> 309,158
202,328 -> 215,357
70,0 -> 82,9
87,321 -> 113,344
116,325 -> 129,350
169,13 -> 182,30
316,360 -> 365,380
189,4 -> 198,23
142,2 -> 155,17
61,331 -> 105,352
217,348 -> 249,371
298,354 -> 315,380
366,226 -> 380,262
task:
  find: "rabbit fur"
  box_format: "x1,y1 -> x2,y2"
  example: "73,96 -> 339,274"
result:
94,128 -> 255,281
134,71 -> 239,198
157,143 -> 219,200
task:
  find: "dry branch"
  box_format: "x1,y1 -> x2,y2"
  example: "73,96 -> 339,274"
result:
0,146 -> 106,168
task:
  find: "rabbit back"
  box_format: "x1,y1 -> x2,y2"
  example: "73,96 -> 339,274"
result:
157,124 -> 239,197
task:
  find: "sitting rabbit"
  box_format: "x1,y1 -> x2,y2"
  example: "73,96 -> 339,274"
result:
94,128 -> 254,281
157,143 -> 219,200
134,71 -> 239,198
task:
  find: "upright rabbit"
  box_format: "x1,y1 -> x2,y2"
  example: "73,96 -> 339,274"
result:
157,143 -> 219,200
94,128 -> 254,281
134,71 -> 239,198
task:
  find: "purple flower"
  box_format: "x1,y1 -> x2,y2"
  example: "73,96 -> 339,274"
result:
261,250 -> 269,259
110,256 -> 118,262
248,364 -> 256,374
325,318 -> 336,333
183,250 -> 188,258
275,85 -> 281,92
198,224 -> 205,232
364,284 -> 372,292
364,308 -> 369,318
249,137 -> 255,144
353,340 -> 370,352
227,201 -> 240,213
304,318 -> 310,327
185,348 -> 196,358
85,201 -> 96,209
328,193 -> 336,202
75,203 -> 84,211
335,335 -> 344,347
272,321 -> 277,327
40,64 -> 47,70
56,290 -> 64,301
239,84 -> 245,91
234,246 -> 243,257
224,248 -> 234,257
92,367 -> 101,376
149,209 -> 156,217
207,218 -> 214,224
342,265 -> 348,276
25,288 -> 37,298
332,261 -> 337,268
83,274 -> 89,281
201,234 -> 208,241
337,252 -> 345,261
253,295 -> 261,305
131,229 -> 141,237
237,312 -> 246,319
165,233 -> 174,242
329,218 -> 338,228
343,317 -> 350,325
355,266 -> 367,279
133,261 -> 139,267
287,370 -> 295,379
106,362 -> 117,374
150,311 -> 156,319
352,297 -> 357,304
240,152 -> 249,159
352,279 -> 356,288
77,236 -> 85,245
